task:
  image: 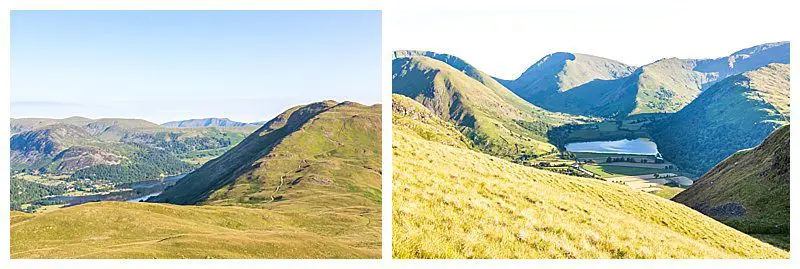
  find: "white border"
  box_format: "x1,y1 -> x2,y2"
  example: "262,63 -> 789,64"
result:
3,0 -> 800,268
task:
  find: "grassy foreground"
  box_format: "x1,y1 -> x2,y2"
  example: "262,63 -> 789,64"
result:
11,201 -> 379,258
391,94 -> 787,258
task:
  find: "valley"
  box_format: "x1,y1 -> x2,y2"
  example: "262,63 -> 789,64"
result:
9,117 -> 258,212
391,41 -> 790,256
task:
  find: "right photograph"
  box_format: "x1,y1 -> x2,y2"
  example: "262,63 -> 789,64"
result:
391,9 -> 790,258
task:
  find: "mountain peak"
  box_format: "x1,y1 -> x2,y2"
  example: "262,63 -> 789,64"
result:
504,51 -> 635,101
149,100 -> 380,207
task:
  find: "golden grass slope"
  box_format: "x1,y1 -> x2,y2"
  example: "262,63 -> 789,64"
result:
11,201 -> 378,258
392,95 -> 787,258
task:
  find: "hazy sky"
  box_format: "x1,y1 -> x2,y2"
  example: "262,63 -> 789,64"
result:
11,10 -> 381,123
390,8 -> 791,79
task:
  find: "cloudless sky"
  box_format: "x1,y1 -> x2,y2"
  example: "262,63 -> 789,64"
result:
390,7 -> 791,79
12,10 -> 381,123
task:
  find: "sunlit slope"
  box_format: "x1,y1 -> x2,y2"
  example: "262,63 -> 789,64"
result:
392,96 -> 787,258
652,63 -> 790,175
392,51 -> 585,159
151,101 -> 381,210
673,125 -> 789,248
11,202 -> 378,258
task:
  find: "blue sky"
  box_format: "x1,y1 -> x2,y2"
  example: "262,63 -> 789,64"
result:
11,10 -> 381,123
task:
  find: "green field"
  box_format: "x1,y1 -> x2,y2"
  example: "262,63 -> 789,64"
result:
650,186 -> 685,199
583,164 -> 671,178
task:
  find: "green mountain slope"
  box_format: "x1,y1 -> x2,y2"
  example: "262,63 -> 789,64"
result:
502,42 -> 789,117
392,50 -> 588,159
651,63 -> 790,175
392,95 -> 786,258
150,101 -> 381,208
672,125 -> 790,249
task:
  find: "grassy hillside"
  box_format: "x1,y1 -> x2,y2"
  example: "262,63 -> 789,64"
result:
672,125 -> 789,249
392,95 -> 786,258
651,63 -> 790,175
151,101 -> 381,208
502,42 -> 789,117
392,51 -> 588,159
11,202 -> 378,258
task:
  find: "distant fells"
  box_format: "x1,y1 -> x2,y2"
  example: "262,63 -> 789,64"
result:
393,41 -> 789,176
500,42 -> 789,117
9,117 -> 253,177
161,118 -> 265,128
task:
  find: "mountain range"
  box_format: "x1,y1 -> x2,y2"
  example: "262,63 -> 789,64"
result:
161,118 -> 266,128
393,42 -> 790,177
10,117 -> 256,176
500,41 -> 789,117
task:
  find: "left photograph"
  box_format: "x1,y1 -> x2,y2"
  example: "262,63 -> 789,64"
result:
9,10 -> 382,258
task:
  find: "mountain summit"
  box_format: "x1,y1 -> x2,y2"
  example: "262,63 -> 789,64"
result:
499,52 -> 635,101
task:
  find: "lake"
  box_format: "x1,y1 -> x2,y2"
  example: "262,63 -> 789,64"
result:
39,173 -> 188,207
565,138 -> 660,155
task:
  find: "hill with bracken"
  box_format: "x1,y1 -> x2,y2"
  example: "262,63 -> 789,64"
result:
672,125 -> 790,249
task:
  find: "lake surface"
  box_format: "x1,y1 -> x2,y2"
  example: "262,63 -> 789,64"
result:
126,191 -> 163,202
565,138 -> 660,155
39,173 -> 188,207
